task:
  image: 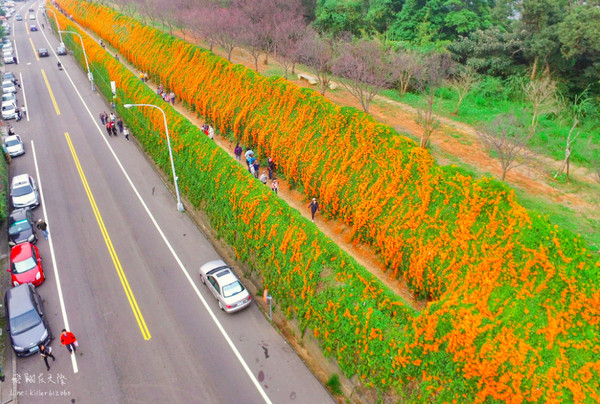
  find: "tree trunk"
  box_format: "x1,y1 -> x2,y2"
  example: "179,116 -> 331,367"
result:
531,57 -> 538,80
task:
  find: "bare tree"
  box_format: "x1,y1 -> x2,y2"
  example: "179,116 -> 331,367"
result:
524,76 -> 559,134
112,0 -> 138,17
449,65 -> 479,115
298,30 -> 336,95
391,49 -> 421,97
211,7 -> 246,61
477,114 -> 531,181
414,53 -> 454,148
274,18 -> 306,79
554,90 -> 592,179
331,39 -> 394,113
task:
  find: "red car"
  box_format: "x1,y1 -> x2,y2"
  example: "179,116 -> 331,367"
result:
8,242 -> 44,286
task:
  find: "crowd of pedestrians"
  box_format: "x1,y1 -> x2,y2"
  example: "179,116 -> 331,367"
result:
99,111 -> 129,140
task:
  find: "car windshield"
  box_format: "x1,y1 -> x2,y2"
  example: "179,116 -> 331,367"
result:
13,256 -> 36,274
10,309 -> 41,335
9,220 -> 30,235
5,138 -> 20,147
3,83 -> 13,89
13,185 -> 33,197
222,281 -> 245,298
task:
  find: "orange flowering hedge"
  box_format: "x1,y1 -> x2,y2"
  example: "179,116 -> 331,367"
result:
53,1 -> 600,402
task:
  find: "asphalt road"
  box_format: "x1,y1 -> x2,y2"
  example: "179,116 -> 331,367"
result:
2,3 -> 335,403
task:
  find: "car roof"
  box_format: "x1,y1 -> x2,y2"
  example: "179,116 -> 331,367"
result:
11,174 -> 32,188
2,100 -> 15,106
11,242 -> 33,260
5,284 -> 36,317
213,268 -> 240,287
9,208 -> 31,225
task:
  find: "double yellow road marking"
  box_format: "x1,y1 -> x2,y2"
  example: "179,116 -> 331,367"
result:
41,69 -> 61,115
65,132 -> 151,340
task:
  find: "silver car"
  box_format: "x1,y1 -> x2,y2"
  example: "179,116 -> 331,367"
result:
10,174 -> 40,209
4,134 -> 24,156
199,260 -> 252,313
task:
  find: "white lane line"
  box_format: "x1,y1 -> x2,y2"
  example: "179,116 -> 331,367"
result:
19,72 -> 29,122
31,140 -> 79,374
48,33 -> 271,404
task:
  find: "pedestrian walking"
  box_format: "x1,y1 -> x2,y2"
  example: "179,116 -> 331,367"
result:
271,179 -> 279,194
249,162 -> 256,177
41,23 -> 45,29
260,171 -> 268,184
105,122 -> 112,137
268,158 -> 276,178
100,112 -> 106,125
110,122 -> 118,136
20,105 -> 26,117
16,109 -> 21,121
14,79 -> 20,88
117,118 -> 123,133
7,124 -> 14,136
208,125 -> 214,140
252,161 -> 260,178
169,91 -> 175,105
36,219 -> 49,240
309,198 -> 319,222
60,329 -> 78,355
234,143 -> 242,161
39,345 -> 55,371
109,112 -> 116,123
123,127 -> 130,141
13,56 -> 17,64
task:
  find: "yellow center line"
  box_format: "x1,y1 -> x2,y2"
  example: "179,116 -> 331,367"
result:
41,69 -> 61,115
64,132 -> 151,340
29,37 -> 39,61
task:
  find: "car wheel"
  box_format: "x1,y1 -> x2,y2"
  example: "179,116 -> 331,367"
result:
218,301 -> 224,311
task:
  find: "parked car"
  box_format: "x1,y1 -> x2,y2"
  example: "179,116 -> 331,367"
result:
29,24 -> 37,31
37,48 -> 48,57
2,100 -> 17,120
10,174 -> 40,209
2,92 -> 17,105
2,80 -> 16,94
3,71 -> 16,82
56,45 -> 67,55
199,260 -> 252,313
5,283 -> 51,356
3,52 -> 14,64
4,134 -> 24,156
3,43 -> 13,52
9,242 -> 44,287
8,208 -> 37,246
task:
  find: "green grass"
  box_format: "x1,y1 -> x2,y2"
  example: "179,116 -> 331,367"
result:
514,187 -> 600,251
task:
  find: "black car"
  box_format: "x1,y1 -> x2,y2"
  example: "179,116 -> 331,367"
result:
8,208 -> 37,247
5,284 -> 51,357
38,48 -> 49,57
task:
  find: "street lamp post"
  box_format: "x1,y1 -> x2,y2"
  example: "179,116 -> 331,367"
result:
124,103 -> 184,212
46,9 -> 62,43
58,30 -> 95,91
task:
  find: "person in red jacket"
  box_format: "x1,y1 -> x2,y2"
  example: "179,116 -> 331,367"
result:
60,329 -> 78,354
